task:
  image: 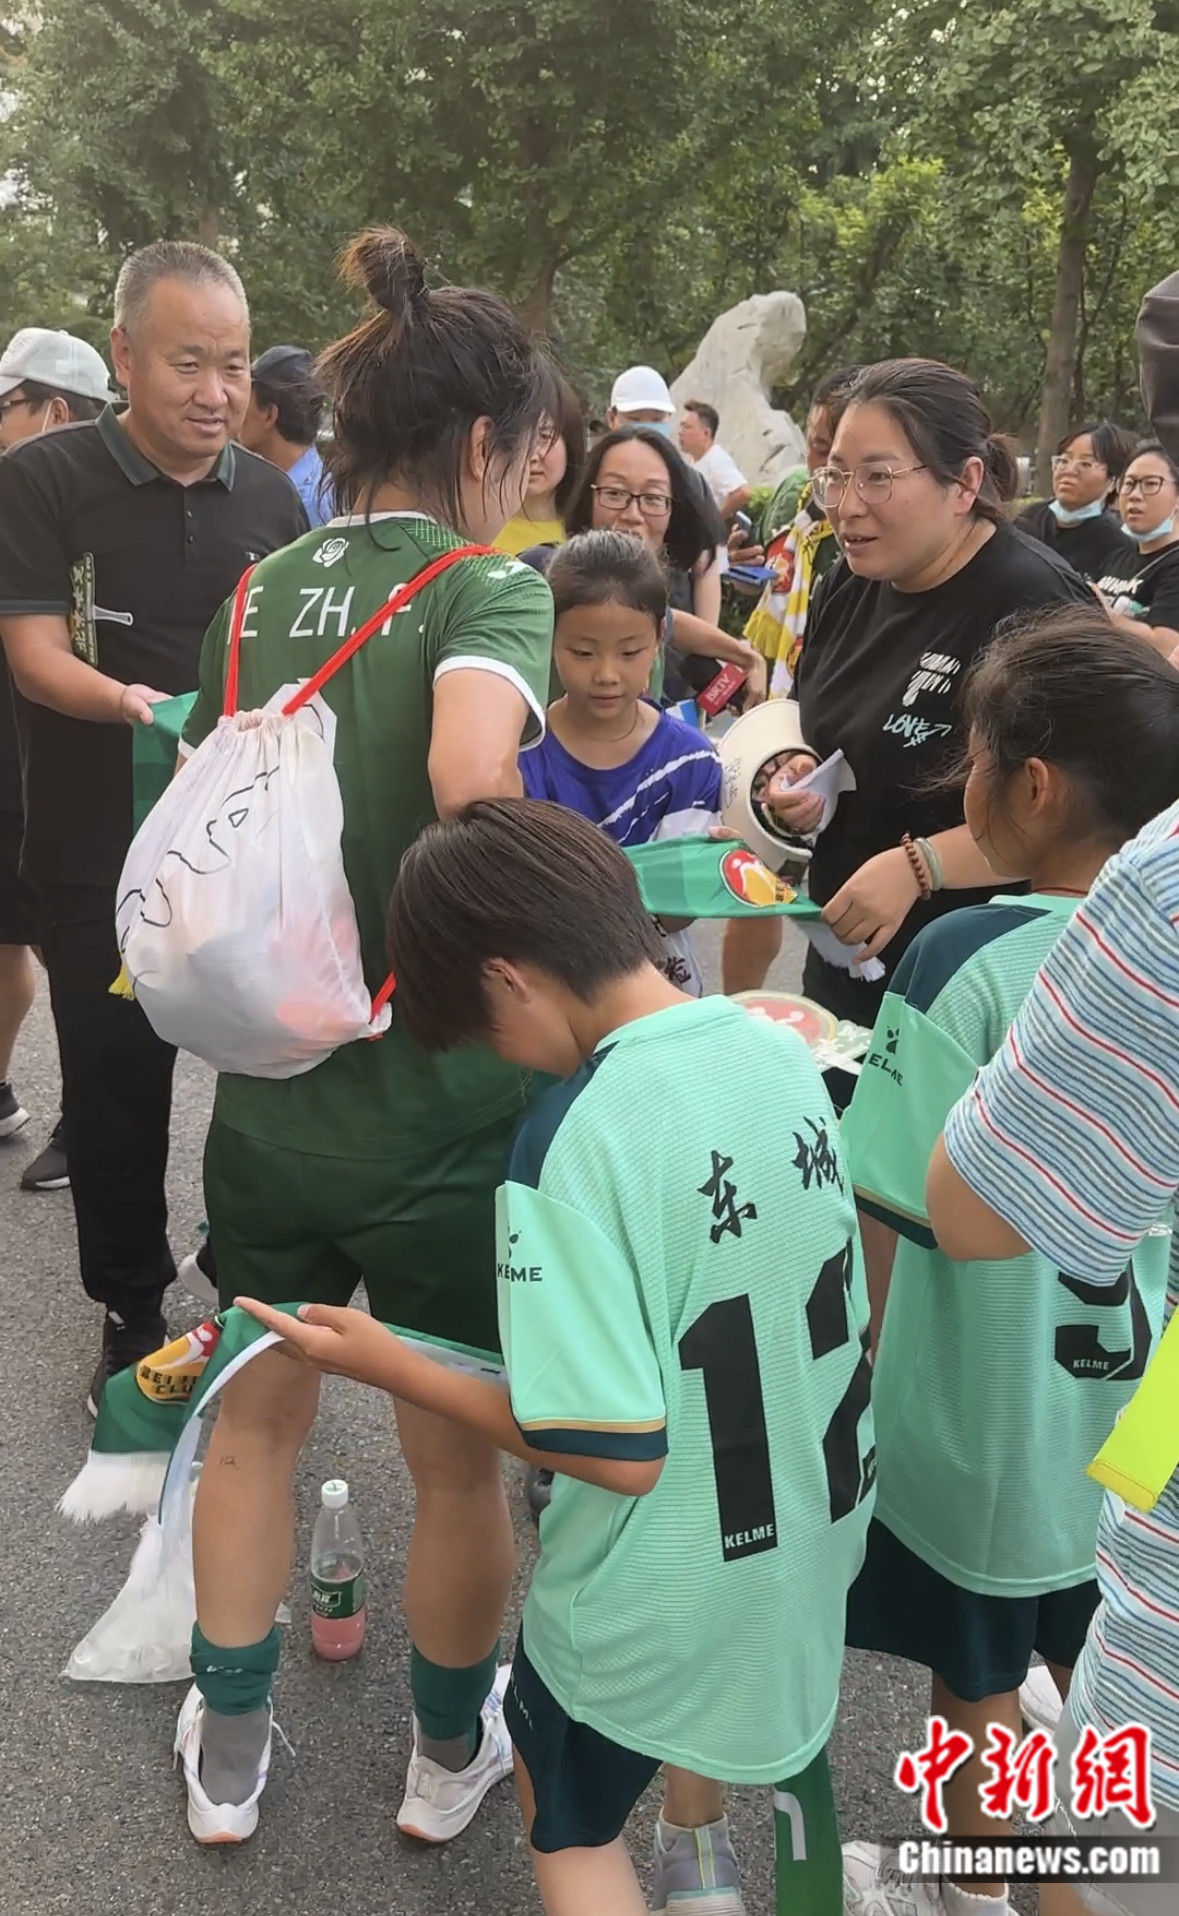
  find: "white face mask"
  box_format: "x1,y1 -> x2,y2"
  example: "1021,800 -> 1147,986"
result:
1125,514 -> 1176,546
1049,496 -> 1105,526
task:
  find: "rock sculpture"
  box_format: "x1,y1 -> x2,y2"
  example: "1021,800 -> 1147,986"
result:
670,291 -> 807,488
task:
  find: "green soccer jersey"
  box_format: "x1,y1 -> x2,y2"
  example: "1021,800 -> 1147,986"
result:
498,995 -> 875,1781
842,896 -> 1172,1597
182,513 -> 554,1157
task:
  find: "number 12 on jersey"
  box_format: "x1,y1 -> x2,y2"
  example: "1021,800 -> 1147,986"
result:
679,1237 -> 874,1564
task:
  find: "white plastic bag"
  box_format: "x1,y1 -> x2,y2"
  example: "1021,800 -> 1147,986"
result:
116,700 -> 390,1079
64,1479 -> 197,1684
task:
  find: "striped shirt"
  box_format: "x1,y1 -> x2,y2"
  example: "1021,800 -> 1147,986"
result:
521,705 -> 721,848
944,800 -> 1179,1812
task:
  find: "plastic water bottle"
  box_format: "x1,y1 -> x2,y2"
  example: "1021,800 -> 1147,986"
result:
310,1479 -> 366,1661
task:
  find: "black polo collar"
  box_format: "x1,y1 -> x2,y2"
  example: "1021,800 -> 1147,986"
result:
95,405 -> 237,490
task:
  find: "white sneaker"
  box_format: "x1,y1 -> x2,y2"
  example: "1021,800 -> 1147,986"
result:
1019,1662 -> 1063,1734
176,1248 -> 218,1309
396,1663 -> 514,1843
843,1843 -> 949,1915
173,1683 -> 273,1844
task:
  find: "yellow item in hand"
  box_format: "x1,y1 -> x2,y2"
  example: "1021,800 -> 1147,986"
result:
109,961 -> 135,1000
1088,1307 -> 1179,1511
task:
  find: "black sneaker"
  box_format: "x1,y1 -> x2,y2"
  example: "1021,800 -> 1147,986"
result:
87,1310 -> 169,1418
525,1467 -> 554,1522
0,1080 -> 29,1140
20,1114 -> 68,1191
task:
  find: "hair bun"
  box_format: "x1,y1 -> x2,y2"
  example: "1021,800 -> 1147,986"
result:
338,226 -> 427,325
984,432 -> 1020,505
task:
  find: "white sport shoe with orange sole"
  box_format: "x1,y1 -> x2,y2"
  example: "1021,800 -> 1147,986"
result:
173,1684 -> 273,1844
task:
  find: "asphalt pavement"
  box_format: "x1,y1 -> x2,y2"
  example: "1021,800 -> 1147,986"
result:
0,921 -> 940,1916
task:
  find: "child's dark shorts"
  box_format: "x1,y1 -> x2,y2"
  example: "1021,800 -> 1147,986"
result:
846,1516 -> 1100,1702
504,1629 -> 662,1853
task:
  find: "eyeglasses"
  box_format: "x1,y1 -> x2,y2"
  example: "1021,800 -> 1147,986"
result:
0,394 -> 37,422
1052,455 -> 1104,474
811,463 -> 926,509
1119,473 -> 1169,497
592,484 -> 672,518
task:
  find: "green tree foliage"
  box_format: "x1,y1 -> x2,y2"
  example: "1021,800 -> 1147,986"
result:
878,0 -> 1179,479
2,0 -> 1177,445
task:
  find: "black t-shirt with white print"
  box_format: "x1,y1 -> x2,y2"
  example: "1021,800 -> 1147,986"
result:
1095,537 -> 1179,633
794,521 -> 1092,964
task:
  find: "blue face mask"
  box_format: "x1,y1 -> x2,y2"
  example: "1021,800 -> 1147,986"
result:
627,416 -> 674,439
1049,496 -> 1106,526
1125,515 -> 1176,546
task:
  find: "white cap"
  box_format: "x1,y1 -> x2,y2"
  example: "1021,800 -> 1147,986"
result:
0,327 -> 118,404
609,365 -> 675,416
321,1479 -> 349,1510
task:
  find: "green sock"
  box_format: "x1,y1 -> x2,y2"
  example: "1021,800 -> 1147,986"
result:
410,1643 -> 498,1771
191,1624 -> 281,1716
774,1746 -> 842,1916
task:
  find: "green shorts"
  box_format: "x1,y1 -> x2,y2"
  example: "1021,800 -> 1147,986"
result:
203,1112 -> 518,1362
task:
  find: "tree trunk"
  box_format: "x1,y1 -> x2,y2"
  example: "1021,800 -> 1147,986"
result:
1034,134 -> 1099,494
197,205 -> 220,249
517,255 -> 561,338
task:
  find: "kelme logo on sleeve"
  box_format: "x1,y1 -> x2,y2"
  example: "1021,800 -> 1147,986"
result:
498,1231 -> 543,1283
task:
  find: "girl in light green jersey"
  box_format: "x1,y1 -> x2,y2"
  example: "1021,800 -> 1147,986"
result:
840,606 -> 1179,1916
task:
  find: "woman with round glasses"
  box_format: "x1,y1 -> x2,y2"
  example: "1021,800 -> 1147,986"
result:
764,358 -> 1092,1032
1015,420 -> 1135,579
1093,442 -> 1179,659
528,425 -> 766,702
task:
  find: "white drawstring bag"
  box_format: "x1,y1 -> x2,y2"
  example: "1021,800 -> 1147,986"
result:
115,545 -> 489,1079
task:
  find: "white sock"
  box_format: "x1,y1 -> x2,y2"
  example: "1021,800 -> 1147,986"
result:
944,1882 -> 1010,1916
657,1814 -> 729,1842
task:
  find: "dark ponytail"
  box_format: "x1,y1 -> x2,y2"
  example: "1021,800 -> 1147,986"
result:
963,603 -> 1179,847
318,226 -> 559,524
841,358 -> 1019,524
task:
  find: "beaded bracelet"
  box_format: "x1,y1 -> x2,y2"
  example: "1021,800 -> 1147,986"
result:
901,832 -> 933,901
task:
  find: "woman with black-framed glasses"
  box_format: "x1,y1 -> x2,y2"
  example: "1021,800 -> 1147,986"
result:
764,358 -> 1093,1034
1015,420 -> 1135,580
522,426 -> 766,704
1094,442 -> 1179,659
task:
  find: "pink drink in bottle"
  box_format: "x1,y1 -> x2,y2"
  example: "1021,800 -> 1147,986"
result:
310,1479 -> 367,1660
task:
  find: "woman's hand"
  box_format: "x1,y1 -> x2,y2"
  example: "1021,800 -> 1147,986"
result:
820,846 -> 922,961
235,1298 -> 408,1390
728,525 -> 765,566
741,648 -> 768,706
763,752 -> 823,833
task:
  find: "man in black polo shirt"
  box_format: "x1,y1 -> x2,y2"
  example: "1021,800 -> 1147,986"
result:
0,241 -> 306,1410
